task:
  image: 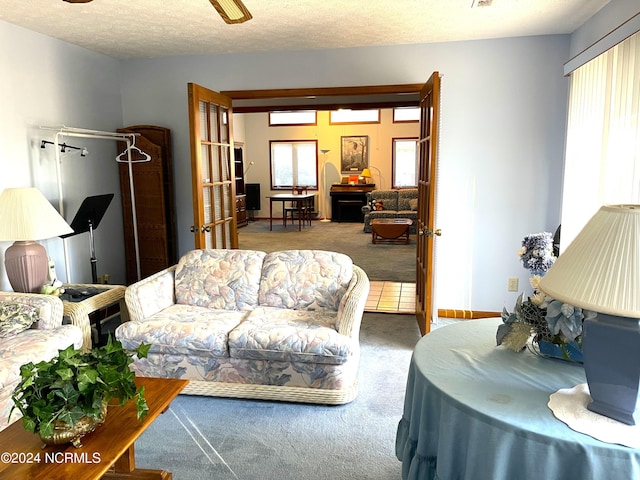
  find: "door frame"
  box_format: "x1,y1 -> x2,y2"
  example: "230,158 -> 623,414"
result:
221,84 -> 424,113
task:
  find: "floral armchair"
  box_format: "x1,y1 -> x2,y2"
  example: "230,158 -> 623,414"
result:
0,292 -> 83,430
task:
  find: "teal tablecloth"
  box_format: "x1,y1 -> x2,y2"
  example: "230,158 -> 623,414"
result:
395,318 -> 640,480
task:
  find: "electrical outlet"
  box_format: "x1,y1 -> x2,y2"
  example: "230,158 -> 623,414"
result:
507,277 -> 519,292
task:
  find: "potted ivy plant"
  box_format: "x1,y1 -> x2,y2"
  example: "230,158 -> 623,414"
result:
10,337 -> 150,448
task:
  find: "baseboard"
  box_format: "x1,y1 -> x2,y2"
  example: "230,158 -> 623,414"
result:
438,309 -> 501,320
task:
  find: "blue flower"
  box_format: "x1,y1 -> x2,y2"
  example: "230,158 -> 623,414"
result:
518,232 -> 556,274
545,300 -> 583,343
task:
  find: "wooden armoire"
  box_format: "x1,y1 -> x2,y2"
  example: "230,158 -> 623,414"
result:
117,125 -> 177,284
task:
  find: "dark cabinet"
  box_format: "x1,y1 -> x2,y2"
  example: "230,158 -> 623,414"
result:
233,146 -> 248,228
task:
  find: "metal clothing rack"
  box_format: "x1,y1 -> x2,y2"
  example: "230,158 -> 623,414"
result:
40,125 -> 151,283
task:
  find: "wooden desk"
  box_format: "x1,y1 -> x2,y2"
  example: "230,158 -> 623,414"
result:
0,377 -> 188,480
266,193 -> 315,231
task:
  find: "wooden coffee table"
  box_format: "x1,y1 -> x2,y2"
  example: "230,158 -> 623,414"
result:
371,218 -> 413,244
0,377 -> 188,480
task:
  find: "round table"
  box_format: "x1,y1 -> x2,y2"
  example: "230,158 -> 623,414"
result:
395,318 -> 640,480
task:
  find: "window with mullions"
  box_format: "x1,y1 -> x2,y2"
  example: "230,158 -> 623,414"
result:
270,140 -> 318,189
392,138 -> 418,188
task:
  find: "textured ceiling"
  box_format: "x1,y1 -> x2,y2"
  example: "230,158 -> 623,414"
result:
0,0 -> 611,59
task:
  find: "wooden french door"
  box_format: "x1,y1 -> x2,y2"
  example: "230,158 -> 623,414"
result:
415,72 -> 442,336
187,83 -> 238,249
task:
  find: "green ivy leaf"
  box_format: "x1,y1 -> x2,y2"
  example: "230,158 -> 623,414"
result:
135,386 -> 149,420
56,367 -> 74,381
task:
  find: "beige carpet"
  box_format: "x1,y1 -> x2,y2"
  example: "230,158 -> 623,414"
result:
238,220 -> 416,283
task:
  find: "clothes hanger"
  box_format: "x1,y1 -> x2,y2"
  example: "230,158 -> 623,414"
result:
116,135 -> 151,163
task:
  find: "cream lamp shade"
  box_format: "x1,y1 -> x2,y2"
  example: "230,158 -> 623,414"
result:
538,204 -> 640,317
0,187 -> 73,293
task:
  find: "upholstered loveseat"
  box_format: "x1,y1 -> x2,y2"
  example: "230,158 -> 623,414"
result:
0,292 -> 83,431
116,249 -> 369,405
362,189 -> 418,233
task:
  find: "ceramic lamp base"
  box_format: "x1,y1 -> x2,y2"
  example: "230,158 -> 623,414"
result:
4,241 -> 49,293
583,313 -> 640,425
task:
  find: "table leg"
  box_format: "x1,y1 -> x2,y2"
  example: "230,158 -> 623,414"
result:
102,444 -> 172,479
270,199 -> 273,231
298,200 -> 302,231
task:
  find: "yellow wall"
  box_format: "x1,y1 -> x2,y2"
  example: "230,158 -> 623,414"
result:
238,109 -> 419,219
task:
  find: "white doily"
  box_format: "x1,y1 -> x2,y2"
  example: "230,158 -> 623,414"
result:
548,383 -> 640,449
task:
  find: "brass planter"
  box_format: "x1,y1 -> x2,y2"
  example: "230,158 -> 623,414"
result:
40,400 -> 108,448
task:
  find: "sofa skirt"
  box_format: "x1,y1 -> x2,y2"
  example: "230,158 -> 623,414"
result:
129,349 -> 360,405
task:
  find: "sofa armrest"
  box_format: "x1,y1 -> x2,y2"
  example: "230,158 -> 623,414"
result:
124,266 -> 177,323
336,265 -> 370,338
0,292 -> 63,330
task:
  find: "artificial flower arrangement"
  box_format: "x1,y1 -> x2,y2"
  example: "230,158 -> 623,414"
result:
497,232 -> 588,361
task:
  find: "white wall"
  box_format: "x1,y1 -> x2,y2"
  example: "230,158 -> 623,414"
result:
119,35 -> 569,312
0,21 -> 126,289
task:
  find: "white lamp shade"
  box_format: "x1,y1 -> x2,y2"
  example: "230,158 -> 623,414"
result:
0,187 -> 73,241
539,204 -> 640,318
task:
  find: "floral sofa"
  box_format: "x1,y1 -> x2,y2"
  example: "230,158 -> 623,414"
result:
362,189 -> 418,233
0,292 -> 83,431
116,249 -> 369,405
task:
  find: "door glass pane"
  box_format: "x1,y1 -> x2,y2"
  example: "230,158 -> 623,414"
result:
203,186 -> 212,223
212,147 -> 221,182
221,148 -> 230,181
201,145 -> 211,183
199,101 -> 209,141
205,230 -> 213,249
209,104 -> 219,143
223,184 -> 231,217
213,185 -> 223,220
215,224 -> 224,248
221,109 -> 229,144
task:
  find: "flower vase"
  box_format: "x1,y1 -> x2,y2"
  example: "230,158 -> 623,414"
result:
535,340 -> 583,363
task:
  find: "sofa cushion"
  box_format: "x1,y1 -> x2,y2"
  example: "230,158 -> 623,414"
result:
175,249 -> 266,311
228,306 -> 355,365
397,189 -> 418,211
370,190 -> 399,211
116,304 -> 247,358
0,303 -> 38,338
0,325 -> 82,390
258,250 -> 353,311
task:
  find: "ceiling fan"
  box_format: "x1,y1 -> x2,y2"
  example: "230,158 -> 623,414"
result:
62,0 -> 253,24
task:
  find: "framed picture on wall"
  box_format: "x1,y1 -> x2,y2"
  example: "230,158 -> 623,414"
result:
341,136 -> 369,173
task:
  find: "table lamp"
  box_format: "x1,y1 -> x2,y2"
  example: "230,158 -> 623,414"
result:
0,187 -> 73,293
361,166 -> 382,188
539,204 -> 640,425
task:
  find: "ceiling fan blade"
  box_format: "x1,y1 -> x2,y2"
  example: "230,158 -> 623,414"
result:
209,0 -> 253,24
